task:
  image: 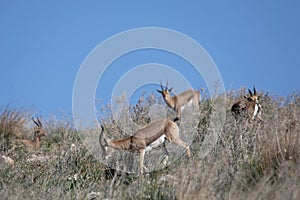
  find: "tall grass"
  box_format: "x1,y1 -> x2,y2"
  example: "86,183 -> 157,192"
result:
0,105 -> 32,152
0,90 -> 299,199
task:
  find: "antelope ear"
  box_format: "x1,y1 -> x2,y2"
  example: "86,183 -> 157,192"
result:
33,130 -> 38,139
257,95 -> 261,101
168,87 -> 173,92
156,89 -> 162,94
244,95 -> 254,102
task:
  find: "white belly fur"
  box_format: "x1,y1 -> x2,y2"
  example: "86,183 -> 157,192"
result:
145,134 -> 166,152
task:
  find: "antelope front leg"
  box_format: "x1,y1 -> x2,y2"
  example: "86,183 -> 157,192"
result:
139,149 -> 146,177
173,138 -> 191,158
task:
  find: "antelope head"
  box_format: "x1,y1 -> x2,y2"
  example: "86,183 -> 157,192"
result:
244,86 -> 259,104
157,81 -> 200,122
156,81 -> 173,101
32,117 -> 46,142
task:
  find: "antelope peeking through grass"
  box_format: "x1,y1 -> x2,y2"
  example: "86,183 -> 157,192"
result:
231,87 -> 263,122
11,117 -> 46,150
99,118 -> 191,176
157,82 -> 200,122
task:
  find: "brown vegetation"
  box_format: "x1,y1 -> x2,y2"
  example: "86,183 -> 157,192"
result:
0,89 -> 299,199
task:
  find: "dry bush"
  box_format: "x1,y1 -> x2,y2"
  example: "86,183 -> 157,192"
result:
0,90 -> 299,199
167,90 -> 300,200
0,105 -> 32,151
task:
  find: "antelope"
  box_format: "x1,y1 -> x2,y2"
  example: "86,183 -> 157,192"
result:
156,82 -> 200,121
11,117 -> 46,150
99,118 -> 191,176
231,86 -> 263,122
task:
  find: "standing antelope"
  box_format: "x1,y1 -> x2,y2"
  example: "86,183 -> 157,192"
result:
11,117 -> 46,150
231,86 -> 263,122
99,118 -> 191,176
157,82 -> 200,121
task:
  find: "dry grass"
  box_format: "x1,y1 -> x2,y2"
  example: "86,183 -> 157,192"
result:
0,105 -> 32,152
0,89 -> 299,199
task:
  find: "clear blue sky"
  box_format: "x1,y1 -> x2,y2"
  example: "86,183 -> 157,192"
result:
1,1 -> 299,117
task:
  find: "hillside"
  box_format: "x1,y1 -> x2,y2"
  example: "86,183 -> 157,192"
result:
0,89 -> 299,199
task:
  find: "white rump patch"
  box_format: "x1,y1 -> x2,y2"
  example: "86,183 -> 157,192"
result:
181,99 -> 193,111
187,99 -> 193,107
145,134 -> 166,152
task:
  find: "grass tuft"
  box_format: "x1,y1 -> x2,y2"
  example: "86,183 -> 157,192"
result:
0,90 -> 299,199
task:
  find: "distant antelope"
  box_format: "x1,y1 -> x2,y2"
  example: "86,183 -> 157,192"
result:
231,87 -> 263,122
11,117 -> 46,150
157,82 -> 200,121
99,118 -> 191,176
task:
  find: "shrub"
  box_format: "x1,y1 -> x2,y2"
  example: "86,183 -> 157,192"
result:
0,90 -> 299,199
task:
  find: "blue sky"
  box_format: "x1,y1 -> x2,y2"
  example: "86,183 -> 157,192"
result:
0,1 -> 299,117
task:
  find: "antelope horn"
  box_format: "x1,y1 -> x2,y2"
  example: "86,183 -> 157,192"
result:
37,117 -> 43,127
32,117 -> 40,127
166,80 -> 169,90
160,81 -> 164,91
253,86 -> 257,96
248,89 -> 253,97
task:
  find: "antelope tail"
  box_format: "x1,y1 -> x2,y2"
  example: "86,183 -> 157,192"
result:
99,126 -> 107,159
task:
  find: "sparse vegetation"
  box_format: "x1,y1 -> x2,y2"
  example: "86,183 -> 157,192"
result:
0,89 -> 299,199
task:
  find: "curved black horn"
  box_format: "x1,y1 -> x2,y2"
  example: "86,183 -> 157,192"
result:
248,89 -> 253,97
37,117 -> 43,127
160,81 -> 164,91
253,86 -> 257,96
166,80 -> 169,90
32,117 -> 40,127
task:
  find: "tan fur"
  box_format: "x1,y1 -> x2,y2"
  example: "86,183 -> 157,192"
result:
231,87 -> 263,122
99,119 -> 190,176
157,82 -> 200,121
11,117 -> 46,151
